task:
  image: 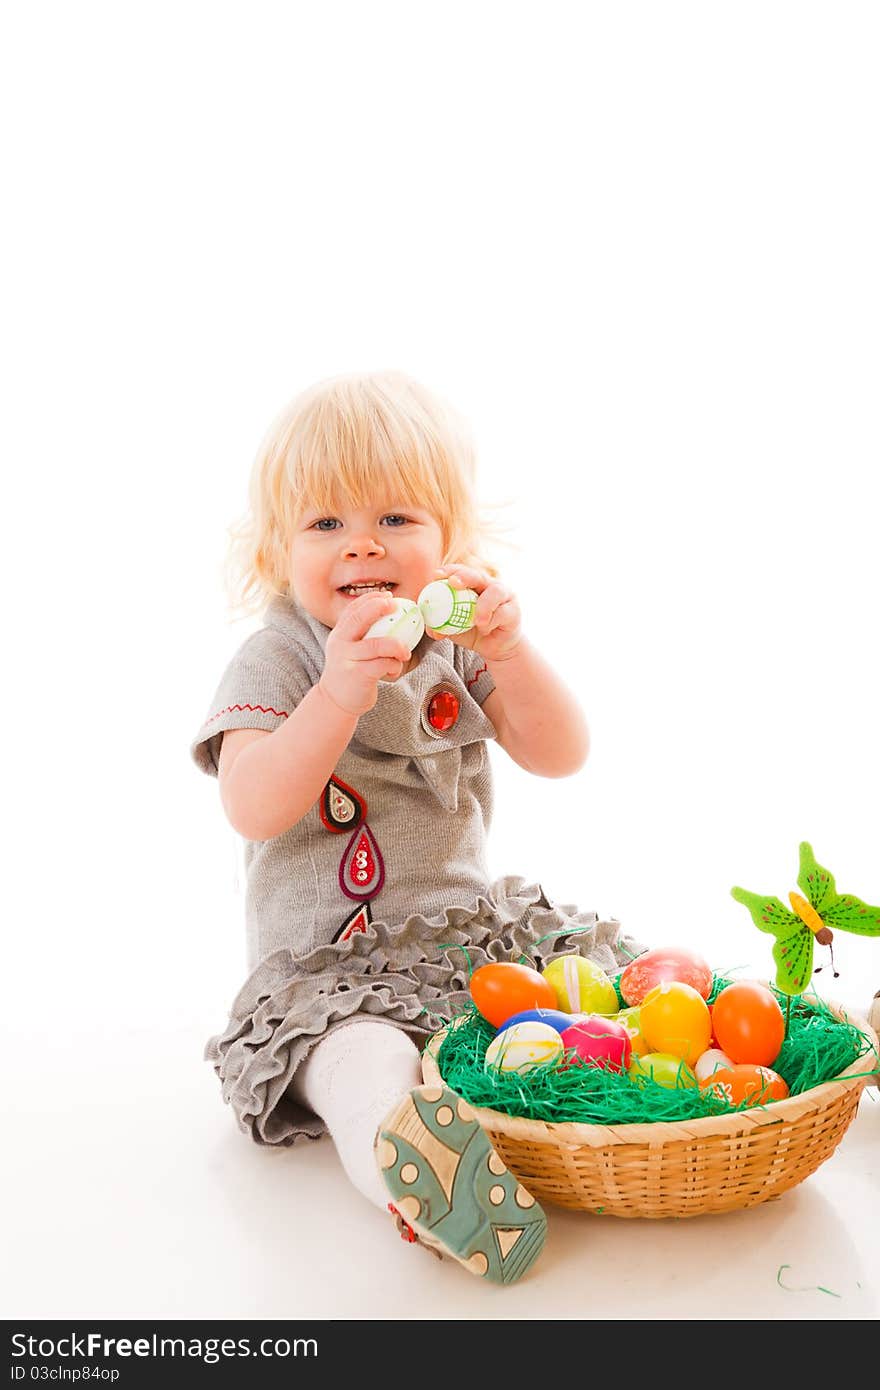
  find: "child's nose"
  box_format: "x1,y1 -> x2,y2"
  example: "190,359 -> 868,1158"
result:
343,532 -> 386,559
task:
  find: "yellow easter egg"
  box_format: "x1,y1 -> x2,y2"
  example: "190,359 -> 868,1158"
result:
639,981 -> 712,1066
541,955 -> 618,1015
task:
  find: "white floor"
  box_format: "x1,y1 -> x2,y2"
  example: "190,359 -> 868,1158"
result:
5,1018 -> 879,1322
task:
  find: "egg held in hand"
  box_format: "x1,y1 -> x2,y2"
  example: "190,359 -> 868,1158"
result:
469,961 -> 557,1029
417,580 -> 479,635
364,597 -> 425,652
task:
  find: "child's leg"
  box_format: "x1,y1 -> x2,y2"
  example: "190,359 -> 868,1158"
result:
291,1018 -> 547,1284
288,1019 -> 422,1210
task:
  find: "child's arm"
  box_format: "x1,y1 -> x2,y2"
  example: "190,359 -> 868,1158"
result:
219,592 -> 410,840
481,639 -> 589,778
429,564 -> 589,779
218,686 -> 358,840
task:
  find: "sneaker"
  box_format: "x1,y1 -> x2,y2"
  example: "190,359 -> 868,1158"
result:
375,1084 -> 547,1284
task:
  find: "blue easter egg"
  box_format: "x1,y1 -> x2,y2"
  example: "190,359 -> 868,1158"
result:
500,1007 -> 575,1035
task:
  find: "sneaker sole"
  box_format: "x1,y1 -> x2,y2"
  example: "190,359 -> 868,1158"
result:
375,1084 -> 546,1284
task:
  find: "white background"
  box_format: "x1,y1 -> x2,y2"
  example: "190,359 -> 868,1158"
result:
3,2 -> 879,1325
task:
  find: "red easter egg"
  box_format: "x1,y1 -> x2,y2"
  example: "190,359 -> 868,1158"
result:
470,962 -> 557,1029
619,945 -> 713,1007
711,981 -> 785,1066
559,1015 -> 632,1073
700,1063 -> 789,1107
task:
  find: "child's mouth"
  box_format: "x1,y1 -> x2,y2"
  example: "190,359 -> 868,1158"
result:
337,581 -> 397,596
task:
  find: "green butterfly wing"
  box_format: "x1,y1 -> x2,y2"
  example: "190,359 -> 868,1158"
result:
730,886 -> 814,996
797,842 -> 837,915
797,841 -> 880,936
821,894 -> 880,937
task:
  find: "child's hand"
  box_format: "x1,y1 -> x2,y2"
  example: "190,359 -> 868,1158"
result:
428,564 -> 522,662
319,593 -> 412,715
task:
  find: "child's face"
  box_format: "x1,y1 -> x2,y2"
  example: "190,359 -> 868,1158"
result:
290,499 -> 446,628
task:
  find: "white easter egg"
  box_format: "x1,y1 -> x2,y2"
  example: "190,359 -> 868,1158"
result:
418,580 -> 478,634
364,597 -> 425,653
484,1021 -> 564,1075
694,1047 -> 735,1083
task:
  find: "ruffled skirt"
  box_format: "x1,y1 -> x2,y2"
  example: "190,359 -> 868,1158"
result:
205,876 -> 643,1146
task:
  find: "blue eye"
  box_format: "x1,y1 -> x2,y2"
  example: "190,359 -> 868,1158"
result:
313,518 -> 341,531
382,514 -> 409,527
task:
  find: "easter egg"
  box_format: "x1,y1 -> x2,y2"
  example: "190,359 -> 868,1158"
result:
484,1021 -> 564,1075
559,1015 -> 632,1073
417,580 -> 479,634
470,962 -> 557,1028
541,955 -> 618,1015
615,1006 -> 650,1057
364,597 -> 425,653
628,1052 -> 698,1090
694,1047 -> 735,1083
701,1063 -> 790,1107
619,945 -> 713,1007
639,981 -> 712,1066
711,981 -> 785,1066
501,1007 -> 577,1035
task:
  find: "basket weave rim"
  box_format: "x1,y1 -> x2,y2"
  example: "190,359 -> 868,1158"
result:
422,996 -> 880,1150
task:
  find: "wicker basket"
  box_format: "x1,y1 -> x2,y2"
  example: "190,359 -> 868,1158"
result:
421,1003 -> 879,1219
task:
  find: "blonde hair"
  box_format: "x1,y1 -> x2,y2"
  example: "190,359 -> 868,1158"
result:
226,370 -> 508,616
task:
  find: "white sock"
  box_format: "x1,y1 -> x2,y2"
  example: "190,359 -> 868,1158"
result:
289,1020 -> 423,1211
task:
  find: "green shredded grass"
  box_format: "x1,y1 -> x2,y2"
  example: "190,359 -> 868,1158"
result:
433,974 -> 876,1126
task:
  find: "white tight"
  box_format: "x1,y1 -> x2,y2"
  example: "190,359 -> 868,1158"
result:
289,1019 -> 423,1210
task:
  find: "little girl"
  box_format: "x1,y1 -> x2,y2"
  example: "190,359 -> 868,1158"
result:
192,370 -> 642,1284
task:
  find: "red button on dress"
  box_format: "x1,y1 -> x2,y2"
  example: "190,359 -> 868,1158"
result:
426,690 -> 460,731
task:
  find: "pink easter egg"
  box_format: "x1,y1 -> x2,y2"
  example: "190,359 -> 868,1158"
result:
559,1014 -> 633,1074
619,945 -> 713,1007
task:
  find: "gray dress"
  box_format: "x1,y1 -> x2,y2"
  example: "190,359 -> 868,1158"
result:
192,597 -> 641,1146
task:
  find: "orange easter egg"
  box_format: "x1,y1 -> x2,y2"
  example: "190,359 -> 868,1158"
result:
712,981 -> 785,1066
470,962 -> 557,1029
701,1063 -> 790,1107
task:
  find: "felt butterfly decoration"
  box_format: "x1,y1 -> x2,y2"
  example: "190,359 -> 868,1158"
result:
731,842 -> 880,997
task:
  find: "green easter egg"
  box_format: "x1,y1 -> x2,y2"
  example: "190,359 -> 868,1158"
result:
417,580 -> 478,634
628,1052 -> 698,1090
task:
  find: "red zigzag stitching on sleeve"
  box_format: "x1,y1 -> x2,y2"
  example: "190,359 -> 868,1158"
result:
465,662 -> 488,691
205,702 -> 289,725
